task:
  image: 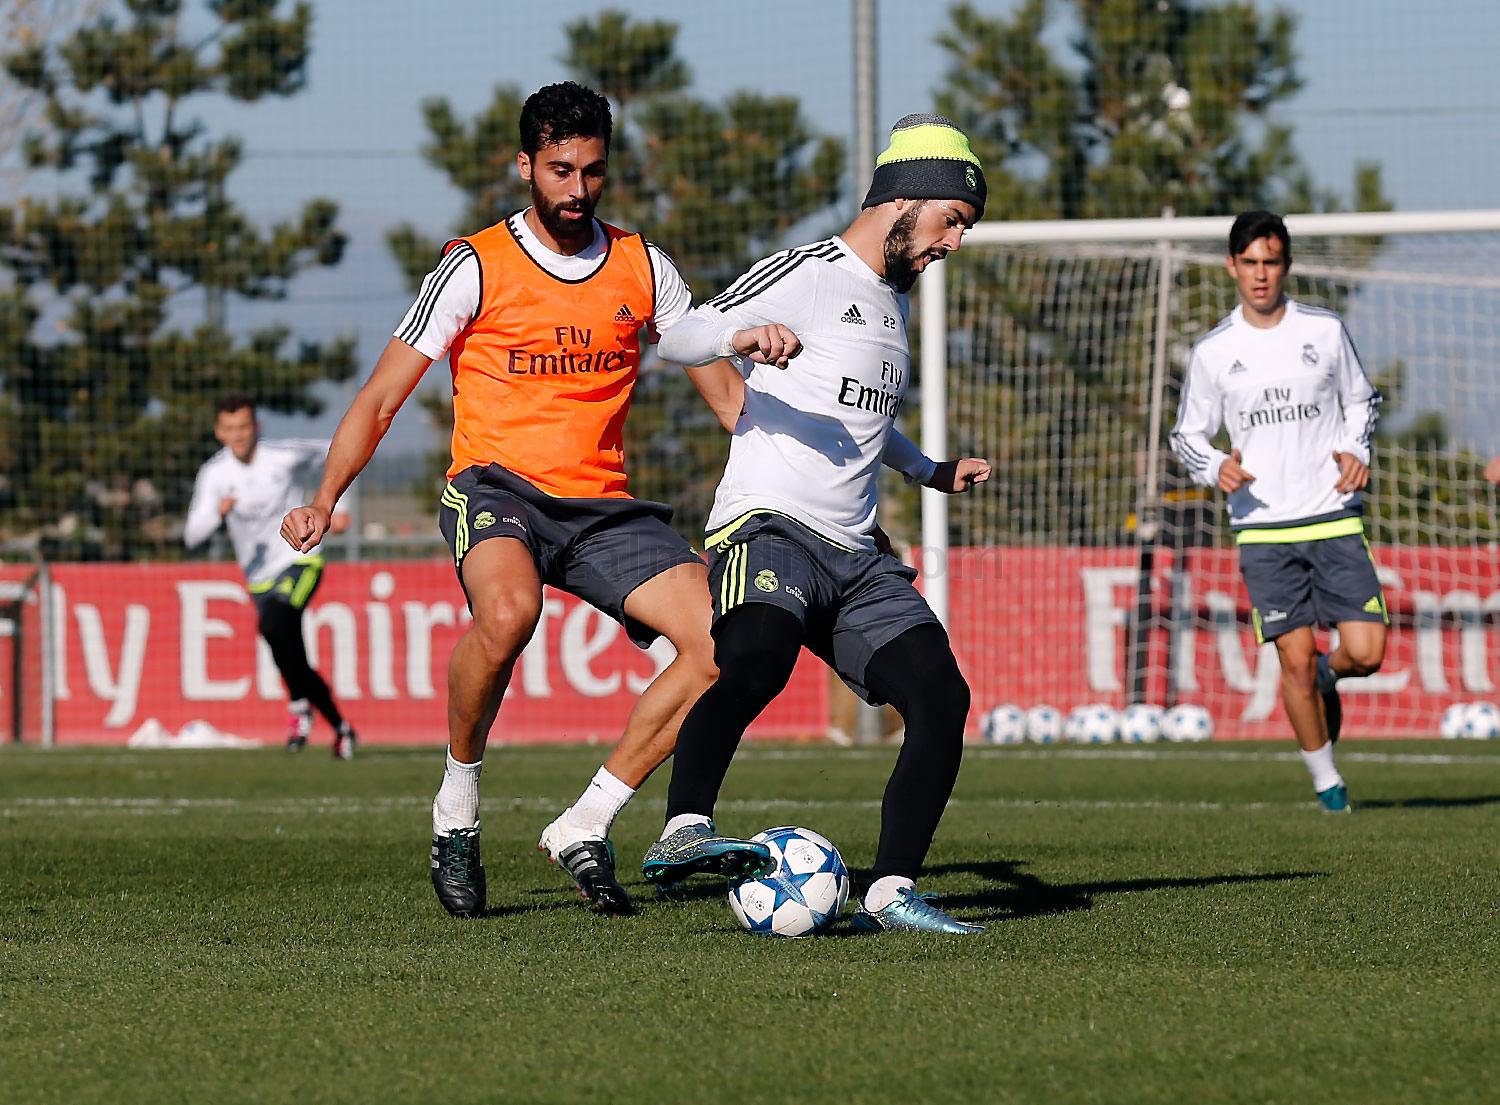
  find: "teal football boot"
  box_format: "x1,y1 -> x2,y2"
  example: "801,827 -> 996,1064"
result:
1316,782 -> 1353,814
641,822 -> 773,886
851,888 -> 985,935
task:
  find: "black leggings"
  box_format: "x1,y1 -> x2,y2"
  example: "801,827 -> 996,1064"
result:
666,605 -> 970,880
257,598 -> 344,729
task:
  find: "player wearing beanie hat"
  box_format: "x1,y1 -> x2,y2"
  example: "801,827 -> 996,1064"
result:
863,112 -> 987,217
645,111 -> 993,935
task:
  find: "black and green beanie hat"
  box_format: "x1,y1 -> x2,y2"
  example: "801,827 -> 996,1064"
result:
861,113 -> 986,219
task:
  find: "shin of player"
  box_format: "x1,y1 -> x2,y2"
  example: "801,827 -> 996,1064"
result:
644,114 -> 994,934
281,83 -> 731,918
185,395 -> 357,759
1170,210 -> 1386,812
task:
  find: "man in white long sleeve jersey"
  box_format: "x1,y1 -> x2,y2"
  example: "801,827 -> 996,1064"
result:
1170,210 -> 1386,812
643,114 -> 994,935
185,395 -> 357,758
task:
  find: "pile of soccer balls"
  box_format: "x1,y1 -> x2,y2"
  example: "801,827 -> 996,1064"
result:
979,702 -> 1214,745
1438,701 -> 1500,740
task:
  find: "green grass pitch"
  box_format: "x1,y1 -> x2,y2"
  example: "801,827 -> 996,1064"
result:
3,740 -> 1498,1104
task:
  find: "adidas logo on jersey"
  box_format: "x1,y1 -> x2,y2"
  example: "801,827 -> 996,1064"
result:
615,304 -> 636,322
1228,360 -> 1248,374
840,304 -> 866,325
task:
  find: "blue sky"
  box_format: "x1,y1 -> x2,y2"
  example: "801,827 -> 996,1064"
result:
18,1 -> 1500,452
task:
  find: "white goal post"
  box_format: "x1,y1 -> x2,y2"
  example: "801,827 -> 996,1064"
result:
919,208 -> 1500,739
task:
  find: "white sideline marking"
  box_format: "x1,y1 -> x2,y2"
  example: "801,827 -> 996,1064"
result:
746,747 -> 1500,767
0,794 -> 1305,818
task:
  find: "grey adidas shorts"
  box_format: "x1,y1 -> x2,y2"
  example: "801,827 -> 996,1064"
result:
438,463 -> 702,648
1237,530 -> 1387,644
706,512 -> 940,704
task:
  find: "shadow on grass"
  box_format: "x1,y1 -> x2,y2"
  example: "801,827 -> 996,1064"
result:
916,861 -> 1327,923
1354,793 -> 1500,810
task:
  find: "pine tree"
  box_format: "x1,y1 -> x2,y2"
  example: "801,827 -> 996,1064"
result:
922,0 -> 1393,548
385,9 -> 844,533
0,0 -> 353,559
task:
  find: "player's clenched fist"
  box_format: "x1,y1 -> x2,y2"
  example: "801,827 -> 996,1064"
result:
732,323 -> 801,368
281,505 -> 331,553
1217,448 -> 1255,493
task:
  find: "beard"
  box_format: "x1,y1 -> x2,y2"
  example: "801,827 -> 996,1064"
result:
881,202 -> 928,293
531,186 -> 596,244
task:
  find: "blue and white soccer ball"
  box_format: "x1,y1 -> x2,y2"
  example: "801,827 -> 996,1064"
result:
1067,704 -> 1118,744
1439,703 -> 1470,739
1025,705 -> 1065,745
1461,701 -> 1500,740
1162,704 -> 1214,742
1119,703 -> 1164,744
981,704 -> 1028,745
727,826 -> 851,937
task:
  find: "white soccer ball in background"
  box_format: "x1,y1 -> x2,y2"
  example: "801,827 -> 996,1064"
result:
1119,703 -> 1164,744
1077,704 -> 1119,744
1462,701 -> 1500,740
1439,703 -> 1470,739
1162,704 -> 1214,743
1025,705 -> 1065,744
1063,706 -> 1091,743
981,704 -> 1028,745
728,826 -> 850,937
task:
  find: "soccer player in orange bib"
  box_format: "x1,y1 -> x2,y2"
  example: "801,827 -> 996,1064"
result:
282,83 -> 729,917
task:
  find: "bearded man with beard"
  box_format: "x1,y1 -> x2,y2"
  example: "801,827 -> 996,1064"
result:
281,82 -> 742,919
641,114 -> 996,935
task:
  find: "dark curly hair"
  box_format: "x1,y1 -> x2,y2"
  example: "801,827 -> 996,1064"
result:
519,81 -> 613,156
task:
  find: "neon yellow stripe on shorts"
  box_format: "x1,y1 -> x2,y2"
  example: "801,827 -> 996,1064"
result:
720,544 -> 747,615
1234,517 -> 1364,545
289,556 -> 325,609
441,484 -> 470,562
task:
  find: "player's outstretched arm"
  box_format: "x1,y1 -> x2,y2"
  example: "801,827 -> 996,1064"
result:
281,337 -> 431,552
929,458 -> 992,494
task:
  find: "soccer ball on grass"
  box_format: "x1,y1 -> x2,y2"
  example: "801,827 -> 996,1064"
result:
728,826 -> 851,937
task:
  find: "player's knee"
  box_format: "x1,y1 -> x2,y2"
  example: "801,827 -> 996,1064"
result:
916,667 -> 971,735
670,630 -> 720,689
714,637 -> 797,705
1278,650 -> 1318,694
470,598 -> 541,662
1342,636 -> 1386,676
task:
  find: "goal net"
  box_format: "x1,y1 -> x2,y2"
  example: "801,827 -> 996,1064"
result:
933,210 -> 1500,738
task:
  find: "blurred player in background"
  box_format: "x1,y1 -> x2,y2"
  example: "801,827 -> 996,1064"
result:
1171,210 -> 1385,812
185,394 -> 357,759
644,114 -> 993,935
281,82 -> 736,919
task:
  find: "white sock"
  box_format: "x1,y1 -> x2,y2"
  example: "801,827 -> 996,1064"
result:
289,698 -> 310,715
863,876 -> 915,913
432,748 -> 482,834
564,767 -> 636,837
1300,741 -> 1343,792
661,813 -> 711,839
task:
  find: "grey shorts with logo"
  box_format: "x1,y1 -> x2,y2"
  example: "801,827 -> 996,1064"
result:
706,511 -> 941,705
1237,531 -> 1388,644
438,463 -> 702,647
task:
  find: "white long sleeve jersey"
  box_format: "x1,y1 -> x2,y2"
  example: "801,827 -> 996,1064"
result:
184,440 -> 328,585
1169,299 -> 1381,529
657,236 -> 933,551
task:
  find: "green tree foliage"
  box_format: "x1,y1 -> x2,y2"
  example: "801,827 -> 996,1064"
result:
928,0 -> 1392,547
0,0 -> 353,559
386,9 -> 844,534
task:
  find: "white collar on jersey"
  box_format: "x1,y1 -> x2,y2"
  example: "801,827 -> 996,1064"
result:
510,208 -> 607,263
